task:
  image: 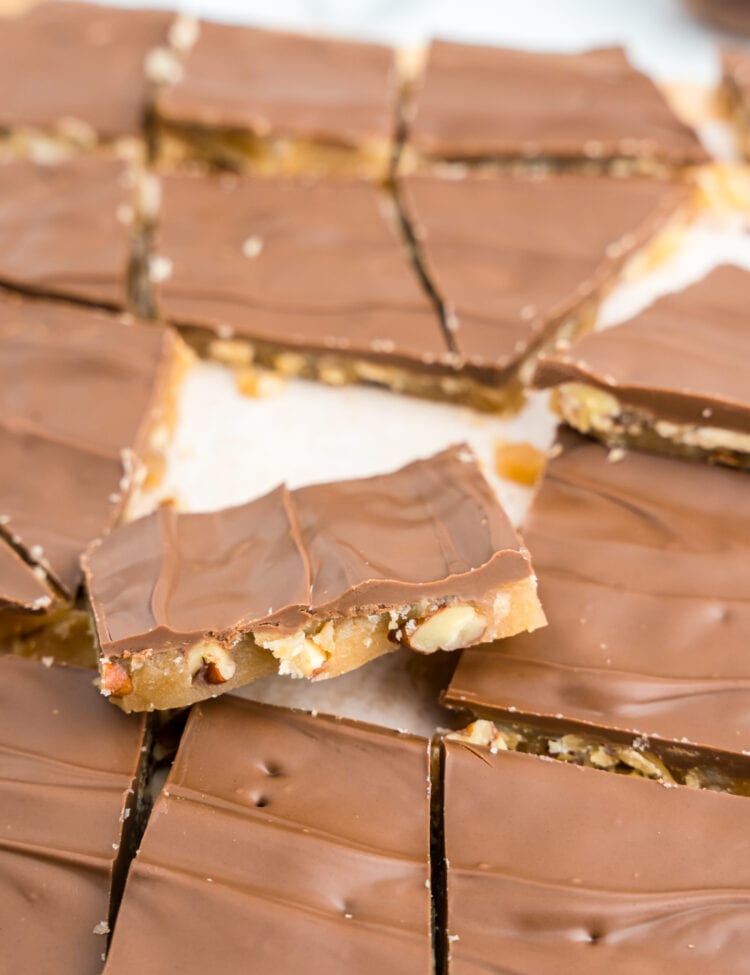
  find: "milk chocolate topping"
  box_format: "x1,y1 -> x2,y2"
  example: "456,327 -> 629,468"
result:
104,698 -> 432,974
0,1 -> 171,139
534,265 -> 750,431
0,539 -> 55,614
0,293 -> 177,595
0,654 -> 147,975
158,19 -> 395,147
84,446 -> 533,654
400,173 -> 690,375
0,158 -> 133,309
409,41 -> 709,165
446,429 -> 750,762
153,172 -> 448,365
444,742 -> 750,974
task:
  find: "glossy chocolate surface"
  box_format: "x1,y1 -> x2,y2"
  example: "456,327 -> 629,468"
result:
409,41 -> 709,165
0,158 -> 133,309
153,171 -> 449,366
104,698 -> 432,974
446,430 -> 750,761
0,1 -> 171,138
158,19 -> 395,146
0,654 -> 146,974
444,741 -> 750,973
84,446 -> 533,654
400,173 -> 690,375
534,265 -> 750,431
0,293 -> 177,595
0,540 -> 55,614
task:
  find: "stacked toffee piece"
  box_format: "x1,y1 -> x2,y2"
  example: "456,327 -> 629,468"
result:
2,3 -> 750,974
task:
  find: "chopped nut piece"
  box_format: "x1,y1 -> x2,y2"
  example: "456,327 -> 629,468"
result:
407,604 -> 487,654
203,647 -> 237,685
208,337 -> 255,368
259,631 -> 329,679
100,661 -> 133,698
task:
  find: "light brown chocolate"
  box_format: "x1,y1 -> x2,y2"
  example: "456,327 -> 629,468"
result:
0,1 -> 171,143
0,292 -> 180,596
407,42 -> 709,170
150,170 -> 449,368
443,740 -> 750,974
399,172 -> 692,383
0,654 -> 147,975
156,19 -> 396,174
446,429 -> 750,773
534,265 -> 750,463
83,446 -> 542,710
0,158 -> 135,308
104,698 -> 432,974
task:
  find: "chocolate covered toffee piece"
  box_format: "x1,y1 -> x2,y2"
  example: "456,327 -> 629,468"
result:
146,171 -> 468,403
0,1 -> 172,160
445,430 -> 750,790
0,654 -> 148,975
403,42 -> 709,174
0,539 -> 57,638
0,293 -> 186,598
441,740 -> 750,974
399,172 -> 693,409
534,266 -> 750,468
83,446 -> 545,711
0,520 -> 94,669
0,157 -> 143,309
722,49 -> 750,159
104,699 -> 432,974
155,18 -> 396,177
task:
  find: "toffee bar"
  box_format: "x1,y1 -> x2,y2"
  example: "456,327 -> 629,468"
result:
399,172 -> 693,408
0,293 -> 186,598
0,655 -> 148,975
83,446 -> 545,711
403,42 -> 709,174
442,738 -> 750,974
445,430 -> 750,790
534,265 -> 750,467
148,168 -> 691,411
104,698 -> 432,974
0,1 -> 172,159
155,18 -> 397,178
145,171 -> 462,401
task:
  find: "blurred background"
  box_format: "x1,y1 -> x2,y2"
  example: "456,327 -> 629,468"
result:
96,0 -> 750,82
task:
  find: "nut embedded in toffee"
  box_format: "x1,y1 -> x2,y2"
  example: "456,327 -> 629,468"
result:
403,41 -> 709,174
83,446 -> 545,712
0,654 -> 148,975
155,18 -> 397,178
104,698 -> 432,975
442,739 -> 750,973
533,265 -> 750,468
445,429 -> 750,785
